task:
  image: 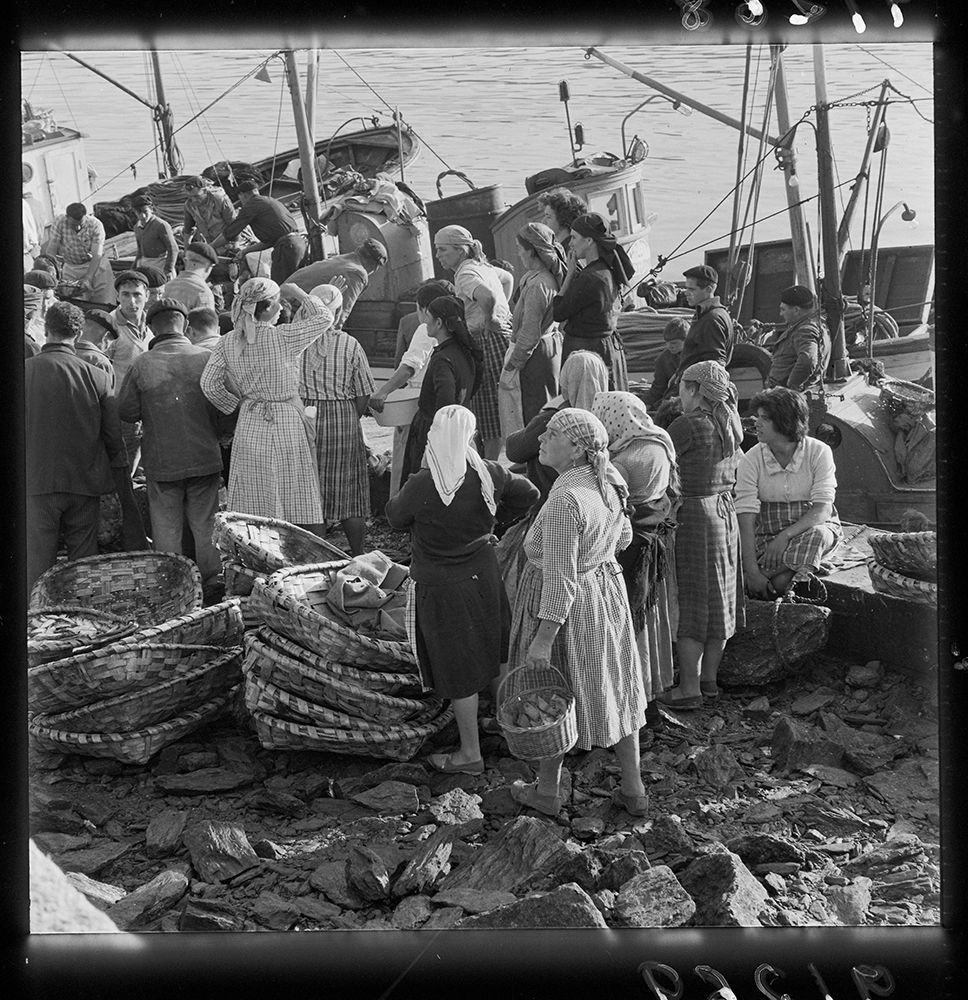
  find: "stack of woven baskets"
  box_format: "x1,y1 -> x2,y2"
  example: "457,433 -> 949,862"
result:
27,551 -> 245,765
866,530 -> 937,606
211,512 -> 453,762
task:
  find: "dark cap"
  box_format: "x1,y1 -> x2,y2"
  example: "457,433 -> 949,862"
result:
114,268 -> 150,291
779,284 -> 816,309
183,175 -> 206,189
185,241 -> 218,266
85,309 -> 118,339
237,178 -> 260,194
24,269 -> 57,289
359,237 -> 388,265
134,265 -> 169,289
131,194 -> 153,209
65,202 -> 87,220
146,297 -> 188,324
683,264 -> 719,288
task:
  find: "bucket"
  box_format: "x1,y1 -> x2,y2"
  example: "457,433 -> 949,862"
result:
371,387 -> 420,427
426,171 -> 504,278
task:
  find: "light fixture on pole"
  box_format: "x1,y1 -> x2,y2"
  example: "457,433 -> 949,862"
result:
789,2 -> 827,26
620,94 -> 692,160
866,201 -> 916,350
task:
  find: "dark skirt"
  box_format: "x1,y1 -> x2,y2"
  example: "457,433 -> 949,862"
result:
400,407 -> 432,486
412,554 -> 510,699
561,331 -> 628,391
520,332 -> 562,424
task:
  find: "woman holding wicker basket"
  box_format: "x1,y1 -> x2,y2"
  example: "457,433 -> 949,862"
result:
503,407 -> 648,818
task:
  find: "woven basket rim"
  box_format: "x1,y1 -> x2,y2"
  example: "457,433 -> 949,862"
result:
213,512 -> 350,565
498,688 -> 575,735
867,559 -> 938,592
28,605 -> 138,653
250,703 -> 452,745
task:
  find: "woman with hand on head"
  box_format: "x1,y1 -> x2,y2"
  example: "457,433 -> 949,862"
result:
736,386 -> 842,599
506,408 -> 648,818
552,212 -> 634,393
386,405 -> 538,774
660,360 -> 745,710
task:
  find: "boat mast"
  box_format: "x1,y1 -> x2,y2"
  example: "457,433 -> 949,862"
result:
305,49 -> 318,152
772,45 -> 816,289
149,51 -> 182,178
813,46 -> 851,380
283,50 -> 324,261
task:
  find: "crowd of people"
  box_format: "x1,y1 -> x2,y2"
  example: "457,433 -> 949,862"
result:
25,182 -> 842,816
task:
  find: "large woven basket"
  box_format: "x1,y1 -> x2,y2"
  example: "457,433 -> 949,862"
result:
30,551 -> 203,626
28,687 -> 237,765
213,512 -> 349,574
251,563 -> 415,669
29,642 -> 236,716
243,650 -> 437,727
867,531 -> 937,581
34,647 -> 242,733
246,627 -> 420,699
120,598 -> 244,648
867,560 -> 938,606
497,661 -> 578,761
879,379 -> 935,419
249,704 -> 454,762
223,559 -> 266,631
27,606 -> 138,668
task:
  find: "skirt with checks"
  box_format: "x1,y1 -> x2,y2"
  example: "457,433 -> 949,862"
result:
755,500 -> 843,578
471,328 -> 511,441
309,399 -> 370,520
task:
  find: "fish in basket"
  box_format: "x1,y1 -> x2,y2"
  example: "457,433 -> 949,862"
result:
27,605 -> 138,667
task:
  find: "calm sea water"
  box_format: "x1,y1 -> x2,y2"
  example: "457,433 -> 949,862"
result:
21,43 -> 934,269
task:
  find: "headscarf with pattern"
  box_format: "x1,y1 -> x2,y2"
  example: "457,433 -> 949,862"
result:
517,221 -> 567,288
556,349 -> 610,411
547,407 -> 629,509
425,404 -> 497,515
231,276 -> 280,344
681,360 -> 743,456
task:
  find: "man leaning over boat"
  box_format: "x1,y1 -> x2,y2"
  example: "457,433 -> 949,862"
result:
766,285 -> 831,393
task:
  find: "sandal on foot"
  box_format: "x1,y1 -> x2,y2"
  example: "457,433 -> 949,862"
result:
657,691 -> 704,711
480,717 -> 503,736
509,779 -> 562,817
699,683 -> 720,699
427,752 -> 484,775
611,788 -> 650,817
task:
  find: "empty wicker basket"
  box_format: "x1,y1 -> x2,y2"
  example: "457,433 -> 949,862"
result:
213,512 -> 349,574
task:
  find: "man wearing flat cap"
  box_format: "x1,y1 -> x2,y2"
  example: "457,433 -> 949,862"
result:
43,202 -> 117,306
182,175 -> 237,248
212,179 -> 307,284
767,284 -> 830,393
24,268 -> 57,353
164,241 -> 218,313
676,263 -> 735,378
76,309 -> 118,385
106,269 -> 151,473
118,297 -> 225,599
287,237 -> 388,327
131,194 -> 178,281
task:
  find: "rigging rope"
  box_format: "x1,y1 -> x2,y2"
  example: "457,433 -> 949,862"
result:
855,45 -> 932,97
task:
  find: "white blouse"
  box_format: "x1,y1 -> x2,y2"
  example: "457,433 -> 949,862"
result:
734,437 -> 837,515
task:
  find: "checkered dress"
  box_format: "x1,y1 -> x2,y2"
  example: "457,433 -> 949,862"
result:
755,500 -> 843,577
299,332 -> 376,520
508,464 -> 646,750
200,304 -> 332,523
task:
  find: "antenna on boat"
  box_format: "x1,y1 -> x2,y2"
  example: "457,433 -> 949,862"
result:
558,81 -> 579,167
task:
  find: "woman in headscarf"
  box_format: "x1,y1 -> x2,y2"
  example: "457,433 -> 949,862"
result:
433,225 -> 512,460
500,222 -> 565,431
660,360 -> 745,710
552,212 -> 634,393
593,391 -> 680,727
505,408 -> 649,818
200,277 -> 333,534
399,295 -> 482,485
299,283 -> 376,555
496,351 -> 609,610
386,405 -> 538,774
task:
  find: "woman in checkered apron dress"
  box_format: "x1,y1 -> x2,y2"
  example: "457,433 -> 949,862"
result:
735,387 -> 842,599
432,226 -> 512,461
505,408 -> 649,818
660,361 -> 745,711
200,278 -> 332,531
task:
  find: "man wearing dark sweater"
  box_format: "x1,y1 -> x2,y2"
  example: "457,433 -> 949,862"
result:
644,316 -> 689,409
677,263 -> 735,376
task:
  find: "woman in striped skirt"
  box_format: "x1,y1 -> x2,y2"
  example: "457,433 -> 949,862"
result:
433,225 -> 512,461
660,360 -> 745,711
299,283 -> 376,555
735,387 -> 842,599
505,408 -> 649,818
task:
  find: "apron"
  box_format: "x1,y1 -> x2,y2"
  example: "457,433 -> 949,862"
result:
497,344 -> 525,439
62,257 -> 117,307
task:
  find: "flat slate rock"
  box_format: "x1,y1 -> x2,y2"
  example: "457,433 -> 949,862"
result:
825,877 -> 873,925
431,888 -> 518,913
155,766 -> 259,795
182,820 -> 262,883
771,716 -> 846,772
422,906 -> 464,929
145,809 -> 189,859
678,850 -> 769,927
612,865 -> 696,927
63,871 -> 126,910
392,825 -> 458,898
292,896 -> 343,924
54,839 -> 132,877
438,816 -> 571,894
178,898 -> 244,932
800,764 -> 861,789
725,833 -> 808,866
864,759 -> 938,803
457,883 -> 607,929
33,832 -> 92,855
694,744 -> 740,788
350,780 -> 421,815
346,844 -> 391,900
309,861 -> 367,909
106,870 -> 189,930
638,816 -> 696,861
598,850 -> 653,893
391,894 -> 434,929
792,687 -> 839,716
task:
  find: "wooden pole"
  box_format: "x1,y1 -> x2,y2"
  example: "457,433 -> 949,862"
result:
283,50 -> 324,260
725,43 -> 754,307
150,50 -> 181,178
813,46 -> 851,380
304,49 -> 318,153
772,46 -> 816,290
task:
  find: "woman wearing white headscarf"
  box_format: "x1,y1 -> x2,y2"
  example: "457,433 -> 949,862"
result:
433,224 -> 512,460
298,283 -> 375,555
200,277 -> 334,532
660,360 -> 745,710
386,405 -> 538,775
593,391 -> 680,724
505,408 -> 649,819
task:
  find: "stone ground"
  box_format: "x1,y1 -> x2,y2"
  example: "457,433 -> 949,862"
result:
29,514 -> 941,933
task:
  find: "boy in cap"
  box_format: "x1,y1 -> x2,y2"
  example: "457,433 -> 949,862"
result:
767,284 -> 830,392
117,297 -> 225,599
644,315 -> 690,409
132,194 -> 178,281
677,263 -> 735,375
287,237 -> 388,326
164,241 -> 217,313
43,202 -> 117,306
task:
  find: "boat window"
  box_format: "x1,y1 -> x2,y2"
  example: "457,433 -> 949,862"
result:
587,189 -> 627,235
631,184 -> 646,228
